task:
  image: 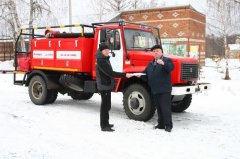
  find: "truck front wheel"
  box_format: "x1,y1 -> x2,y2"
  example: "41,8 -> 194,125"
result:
123,84 -> 155,121
28,75 -> 49,105
171,94 -> 192,112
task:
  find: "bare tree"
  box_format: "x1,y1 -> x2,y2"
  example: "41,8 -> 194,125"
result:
148,0 -> 159,8
0,0 -> 57,52
138,0 -> 159,9
28,0 -> 51,47
29,0 -> 51,28
3,0 -> 26,51
207,0 -> 240,80
130,0 -> 145,9
91,0 -> 106,22
90,0 -> 131,22
105,0 -> 130,12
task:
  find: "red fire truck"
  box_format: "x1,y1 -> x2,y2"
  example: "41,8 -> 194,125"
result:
14,21 -> 210,121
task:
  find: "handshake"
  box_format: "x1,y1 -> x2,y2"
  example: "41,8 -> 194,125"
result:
126,73 -> 146,78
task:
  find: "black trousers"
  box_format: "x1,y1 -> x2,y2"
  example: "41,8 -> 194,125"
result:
152,93 -> 173,128
100,90 -> 111,128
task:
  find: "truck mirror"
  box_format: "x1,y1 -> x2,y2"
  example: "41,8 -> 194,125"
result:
110,51 -> 116,57
109,37 -> 115,57
100,28 -> 107,43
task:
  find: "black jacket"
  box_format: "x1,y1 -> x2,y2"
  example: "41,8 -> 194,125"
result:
96,49 -> 126,91
143,56 -> 174,94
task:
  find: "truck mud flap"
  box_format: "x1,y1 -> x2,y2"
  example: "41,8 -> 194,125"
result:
59,74 -> 84,92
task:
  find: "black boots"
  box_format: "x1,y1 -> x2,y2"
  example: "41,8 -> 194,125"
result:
165,126 -> 172,132
155,124 -> 172,132
101,124 -> 114,132
154,124 -> 165,129
101,126 -> 115,132
107,124 -> 114,128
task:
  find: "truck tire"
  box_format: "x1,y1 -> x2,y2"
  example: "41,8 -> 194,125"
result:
28,75 -> 49,105
123,84 -> 155,121
70,92 -> 94,100
171,94 -> 192,112
46,90 -> 58,104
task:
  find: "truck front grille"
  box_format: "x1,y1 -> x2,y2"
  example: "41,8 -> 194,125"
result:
181,63 -> 199,80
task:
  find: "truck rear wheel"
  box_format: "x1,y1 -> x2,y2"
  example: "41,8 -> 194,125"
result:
123,84 -> 155,121
171,94 -> 192,112
46,90 -> 58,104
70,92 -> 94,100
28,75 -> 49,105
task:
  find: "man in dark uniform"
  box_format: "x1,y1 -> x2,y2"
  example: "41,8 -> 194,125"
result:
143,45 -> 174,132
96,44 -> 131,132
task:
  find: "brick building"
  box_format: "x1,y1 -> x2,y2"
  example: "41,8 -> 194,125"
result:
112,5 -> 206,65
229,44 -> 240,59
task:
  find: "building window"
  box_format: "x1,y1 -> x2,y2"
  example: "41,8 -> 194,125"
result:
162,44 -> 187,57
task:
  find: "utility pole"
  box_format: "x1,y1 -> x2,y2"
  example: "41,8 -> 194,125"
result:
69,0 -> 72,32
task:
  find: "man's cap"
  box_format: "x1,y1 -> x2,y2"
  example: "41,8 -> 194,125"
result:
151,45 -> 163,51
99,43 -> 109,51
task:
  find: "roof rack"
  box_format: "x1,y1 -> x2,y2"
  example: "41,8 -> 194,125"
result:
18,24 -> 95,40
20,24 -> 93,31
92,20 -> 159,30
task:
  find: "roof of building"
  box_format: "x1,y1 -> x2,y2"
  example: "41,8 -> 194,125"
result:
110,5 -> 205,22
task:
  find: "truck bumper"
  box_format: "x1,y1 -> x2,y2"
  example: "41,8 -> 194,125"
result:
171,83 -> 211,95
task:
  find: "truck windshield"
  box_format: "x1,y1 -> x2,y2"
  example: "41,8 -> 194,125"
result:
124,29 -> 157,50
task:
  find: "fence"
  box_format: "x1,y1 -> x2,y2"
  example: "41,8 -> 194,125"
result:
0,39 -> 14,61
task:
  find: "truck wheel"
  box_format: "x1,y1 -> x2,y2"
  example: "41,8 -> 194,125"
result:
70,92 -> 94,100
123,84 -> 155,121
171,94 -> 192,112
28,75 -> 48,105
46,90 -> 58,104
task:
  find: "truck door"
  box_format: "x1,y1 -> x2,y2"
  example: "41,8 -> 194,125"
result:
98,29 -> 123,72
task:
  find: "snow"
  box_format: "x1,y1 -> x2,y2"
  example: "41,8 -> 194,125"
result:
0,59 -> 240,159
0,60 -> 14,71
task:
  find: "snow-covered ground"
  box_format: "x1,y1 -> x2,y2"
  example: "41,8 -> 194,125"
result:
0,60 -> 14,71
0,59 -> 240,159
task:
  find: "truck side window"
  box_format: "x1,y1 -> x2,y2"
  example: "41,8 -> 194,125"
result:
114,31 -> 121,50
105,29 -> 121,50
